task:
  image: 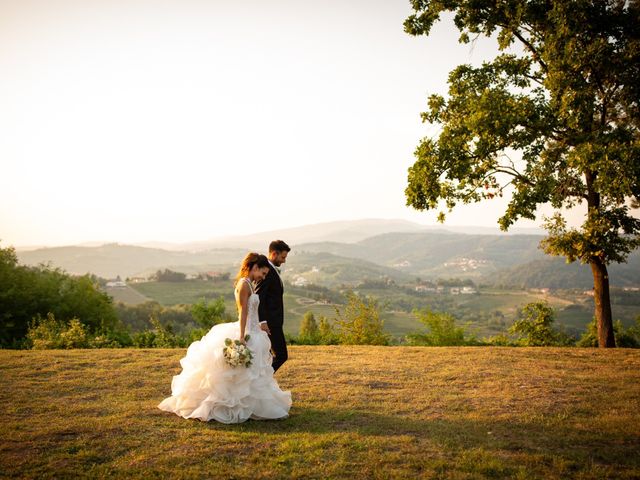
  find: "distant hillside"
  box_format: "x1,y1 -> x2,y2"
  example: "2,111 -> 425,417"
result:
297,232 -> 547,277
484,254 -> 640,289
14,230 -> 639,288
174,218 -> 428,251
284,251 -> 412,287
15,242 -> 413,286
16,244 -> 247,278
18,231 -> 543,280
136,219 -> 544,251
296,232 -> 639,286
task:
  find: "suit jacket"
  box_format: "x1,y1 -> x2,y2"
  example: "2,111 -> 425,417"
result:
255,263 -> 284,329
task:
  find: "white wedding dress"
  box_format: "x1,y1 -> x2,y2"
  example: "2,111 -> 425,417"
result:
158,278 -> 291,423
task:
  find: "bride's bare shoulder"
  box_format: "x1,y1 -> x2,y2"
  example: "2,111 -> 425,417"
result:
235,278 -> 251,296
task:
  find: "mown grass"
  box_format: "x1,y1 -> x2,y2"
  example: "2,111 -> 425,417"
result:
2,347 -> 638,479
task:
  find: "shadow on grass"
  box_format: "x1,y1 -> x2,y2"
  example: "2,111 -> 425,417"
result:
179,406 -> 640,470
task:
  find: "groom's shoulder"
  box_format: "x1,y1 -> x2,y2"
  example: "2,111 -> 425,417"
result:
255,268 -> 275,289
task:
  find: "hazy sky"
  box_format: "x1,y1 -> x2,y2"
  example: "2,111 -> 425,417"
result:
1,0 -> 587,247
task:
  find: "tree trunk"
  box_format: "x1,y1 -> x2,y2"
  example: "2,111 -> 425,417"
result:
590,259 -> 616,348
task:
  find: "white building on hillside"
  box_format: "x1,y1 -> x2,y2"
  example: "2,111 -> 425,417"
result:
292,276 -> 309,287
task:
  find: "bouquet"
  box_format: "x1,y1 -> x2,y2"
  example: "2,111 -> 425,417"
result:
223,335 -> 253,368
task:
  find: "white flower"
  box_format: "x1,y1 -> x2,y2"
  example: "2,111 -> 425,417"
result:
222,337 -> 253,368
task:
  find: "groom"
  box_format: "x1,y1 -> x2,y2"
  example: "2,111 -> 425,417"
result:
256,240 -> 291,373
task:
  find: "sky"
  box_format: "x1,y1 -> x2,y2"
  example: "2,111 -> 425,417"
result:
0,0 -> 589,247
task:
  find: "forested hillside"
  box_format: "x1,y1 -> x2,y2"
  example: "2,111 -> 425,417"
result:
16,229 -> 640,287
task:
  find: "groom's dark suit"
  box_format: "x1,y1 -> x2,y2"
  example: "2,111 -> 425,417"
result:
255,263 -> 288,373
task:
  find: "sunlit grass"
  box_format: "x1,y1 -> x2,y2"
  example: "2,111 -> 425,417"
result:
1,347 -> 639,478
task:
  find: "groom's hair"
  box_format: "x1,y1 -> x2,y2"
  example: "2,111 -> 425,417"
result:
269,240 -> 290,253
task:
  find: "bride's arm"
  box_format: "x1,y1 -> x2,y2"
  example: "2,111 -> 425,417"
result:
237,281 -> 250,341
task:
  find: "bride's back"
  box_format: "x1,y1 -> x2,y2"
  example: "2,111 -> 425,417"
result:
235,278 -> 260,324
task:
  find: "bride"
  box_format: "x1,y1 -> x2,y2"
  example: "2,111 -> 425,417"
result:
158,252 -> 291,423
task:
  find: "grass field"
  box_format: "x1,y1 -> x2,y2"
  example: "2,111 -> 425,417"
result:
125,280 -> 236,307
1,347 -> 639,479
104,286 -> 152,305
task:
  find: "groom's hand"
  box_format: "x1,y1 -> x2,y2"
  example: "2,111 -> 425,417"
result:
260,323 -> 271,334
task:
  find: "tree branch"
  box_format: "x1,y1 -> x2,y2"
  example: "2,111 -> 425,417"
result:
510,28 -> 548,73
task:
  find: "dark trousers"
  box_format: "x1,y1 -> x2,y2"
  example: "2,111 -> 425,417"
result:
268,326 -> 288,373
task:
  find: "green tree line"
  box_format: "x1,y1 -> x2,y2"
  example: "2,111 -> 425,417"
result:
3,243 -> 638,349
0,244 -> 232,349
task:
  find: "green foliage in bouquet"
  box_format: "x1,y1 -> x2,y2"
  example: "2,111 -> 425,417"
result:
223,335 -> 253,367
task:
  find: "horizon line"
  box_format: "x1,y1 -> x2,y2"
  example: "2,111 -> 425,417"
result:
9,218 -> 547,251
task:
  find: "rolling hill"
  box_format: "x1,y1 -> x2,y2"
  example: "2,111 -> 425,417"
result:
174,218 -> 428,250
296,232 -> 548,277
15,244 -> 247,278
484,254 -> 640,289
13,219 -> 639,288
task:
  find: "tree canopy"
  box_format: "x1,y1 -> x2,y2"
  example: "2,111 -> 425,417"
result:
0,244 -> 119,347
404,0 -> 640,346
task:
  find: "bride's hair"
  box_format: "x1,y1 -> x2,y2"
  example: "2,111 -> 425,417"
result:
235,252 -> 270,285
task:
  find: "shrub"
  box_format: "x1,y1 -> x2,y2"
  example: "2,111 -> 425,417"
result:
89,328 -> 132,348
149,316 -> 183,348
131,330 -> 157,348
153,269 -> 186,282
616,317 -> 640,348
0,244 -> 119,347
298,311 -> 320,344
89,335 -> 122,348
510,302 -> 574,346
59,318 -> 89,348
190,297 -> 227,329
578,316 -> 640,348
406,309 -> 475,346
334,293 -> 390,345
27,313 -> 89,349
318,316 -> 339,345
484,333 -> 514,346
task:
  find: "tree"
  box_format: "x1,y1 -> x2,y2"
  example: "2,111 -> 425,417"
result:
406,309 -> 472,346
318,316 -> 338,345
404,1 -> 640,347
509,302 -> 574,346
299,311 -> 320,343
26,313 -> 89,349
154,269 -> 186,282
334,293 -> 390,345
578,315 -> 640,347
190,297 -> 227,329
0,244 -> 119,347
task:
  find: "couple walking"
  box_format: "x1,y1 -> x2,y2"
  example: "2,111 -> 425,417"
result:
158,240 -> 292,423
